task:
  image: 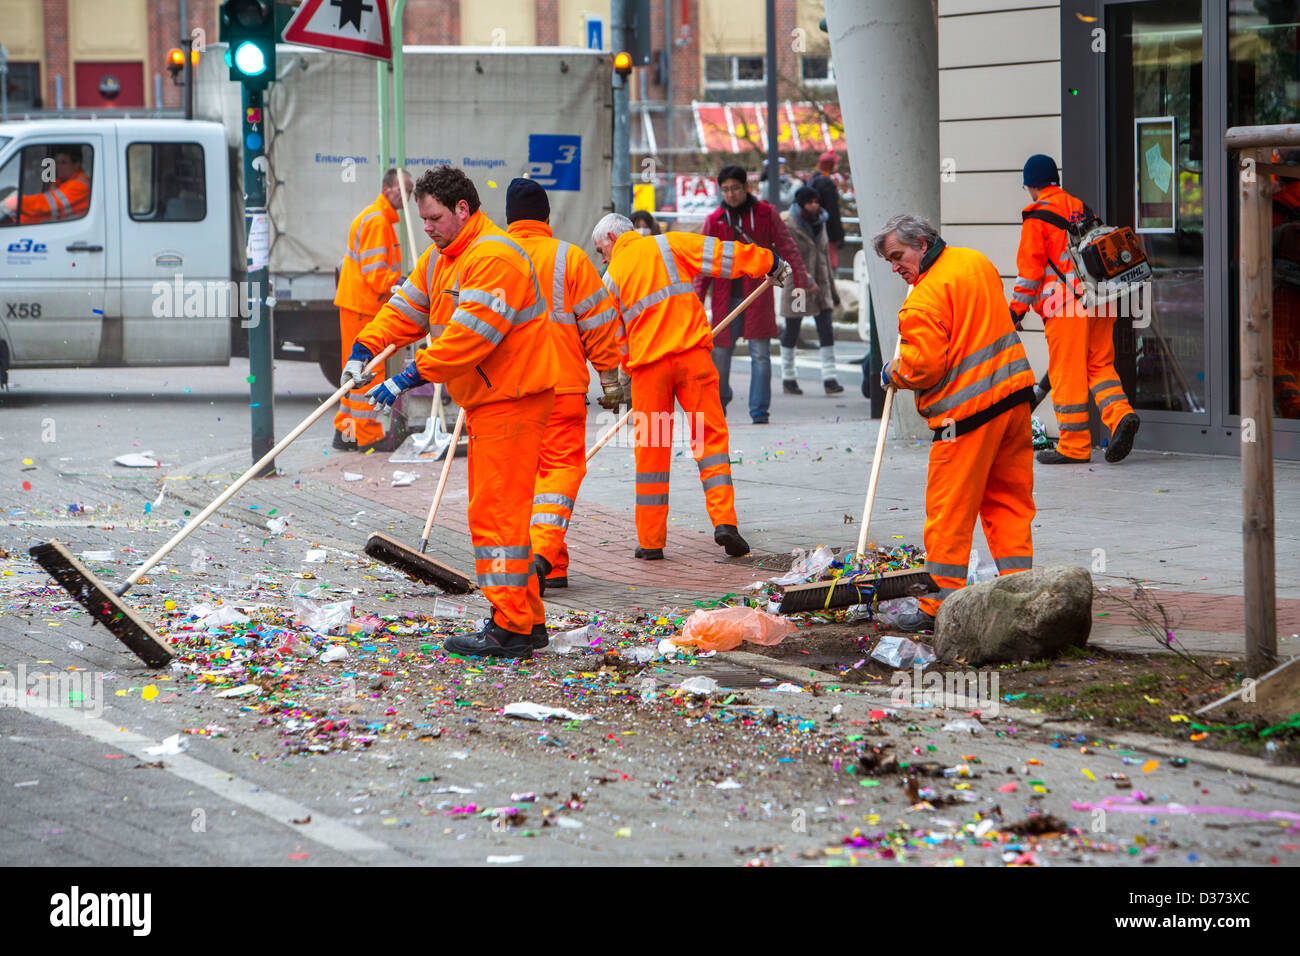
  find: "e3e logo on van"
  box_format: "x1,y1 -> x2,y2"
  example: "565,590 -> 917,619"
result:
7,239 -> 48,254
5,303 -> 42,318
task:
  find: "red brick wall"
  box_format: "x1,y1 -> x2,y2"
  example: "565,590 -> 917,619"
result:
404,0 -> 461,44
535,0 -> 559,45
42,0 -> 69,109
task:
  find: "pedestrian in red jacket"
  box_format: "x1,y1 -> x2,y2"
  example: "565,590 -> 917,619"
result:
694,164 -> 808,424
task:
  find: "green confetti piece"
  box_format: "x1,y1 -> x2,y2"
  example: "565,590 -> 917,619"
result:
859,779 -> 880,787
246,374 -> 256,384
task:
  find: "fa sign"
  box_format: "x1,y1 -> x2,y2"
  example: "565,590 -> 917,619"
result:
675,174 -> 719,216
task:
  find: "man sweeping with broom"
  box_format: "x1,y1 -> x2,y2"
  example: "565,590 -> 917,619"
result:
348,166 -> 558,660
873,214 -> 1037,633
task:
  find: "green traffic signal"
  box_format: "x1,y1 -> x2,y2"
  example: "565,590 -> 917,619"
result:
220,0 -> 276,88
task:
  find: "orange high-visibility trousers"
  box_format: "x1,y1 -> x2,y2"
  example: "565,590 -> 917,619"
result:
530,392 -> 588,579
631,346 -> 737,549
920,402 -> 1035,618
466,389 -> 555,634
1043,308 -> 1134,459
333,307 -> 386,446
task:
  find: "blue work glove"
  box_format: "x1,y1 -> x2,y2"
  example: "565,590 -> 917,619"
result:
343,343 -> 375,388
1010,306 -> 1024,332
881,360 -> 895,390
365,362 -> 426,408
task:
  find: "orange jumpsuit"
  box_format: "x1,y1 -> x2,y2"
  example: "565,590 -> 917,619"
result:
1011,185 -> 1134,459
603,231 -> 773,549
357,210 -> 558,635
507,220 -> 623,583
15,169 -> 91,222
334,194 -> 403,446
890,240 -> 1037,618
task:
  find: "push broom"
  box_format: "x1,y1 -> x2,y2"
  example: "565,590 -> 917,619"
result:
363,400 -> 474,593
29,345 -> 398,667
585,276 -> 777,461
777,338 -> 936,613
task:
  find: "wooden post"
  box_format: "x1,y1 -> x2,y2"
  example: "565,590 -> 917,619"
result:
1239,147 -> 1277,677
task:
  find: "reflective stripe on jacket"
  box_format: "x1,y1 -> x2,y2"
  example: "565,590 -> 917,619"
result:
334,194 -> 402,315
605,231 -> 774,369
506,220 -> 623,394
1011,185 -> 1089,320
893,241 -> 1036,430
357,209 -> 557,409
19,170 -> 91,222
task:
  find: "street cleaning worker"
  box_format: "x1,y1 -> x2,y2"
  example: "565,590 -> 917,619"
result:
333,168 -> 411,451
592,212 -> 791,561
875,214 -> 1036,633
1010,153 -> 1141,464
349,166 -> 558,660
504,178 -> 625,594
1,144 -> 91,222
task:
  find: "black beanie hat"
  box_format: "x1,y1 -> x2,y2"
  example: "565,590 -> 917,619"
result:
506,177 -> 550,224
794,185 -> 818,207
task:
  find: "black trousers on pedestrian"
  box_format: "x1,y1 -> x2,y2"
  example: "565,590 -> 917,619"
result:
780,308 -> 835,349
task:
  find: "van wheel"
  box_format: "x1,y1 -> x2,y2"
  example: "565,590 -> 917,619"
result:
318,354 -> 340,388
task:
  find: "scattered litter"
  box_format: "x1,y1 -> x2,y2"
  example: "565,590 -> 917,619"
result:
770,682 -> 804,693
549,623 -> 602,654
266,516 -> 289,535
942,718 -> 983,735
431,598 -> 470,619
215,684 -> 262,699
319,645 -> 350,663
14,780 -> 39,788
78,550 -> 115,562
769,545 -> 837,586
391,471 -> 420,487
304,549 -> 328,563
714,778 -> 743,790
486,855 -> 524,864
677,676 -> 720,694
190,604 -> 251,628
502,702 -> 592,721
343,472 -> 364,482
293,598 -> 353,634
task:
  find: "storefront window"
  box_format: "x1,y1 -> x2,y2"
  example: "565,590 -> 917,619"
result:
1106,0 -> 1207,414
1229,0 -> 1300,420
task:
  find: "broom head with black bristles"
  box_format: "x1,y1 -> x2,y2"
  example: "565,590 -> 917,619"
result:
364,532 -> 474,594
29,541 -> 175,667
777,566 -> 936,614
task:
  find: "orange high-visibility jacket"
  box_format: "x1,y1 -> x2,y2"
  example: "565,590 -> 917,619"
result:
357,209 -> 558,410
603,230 -> 774,370
893,240 -> 1036,432
1010,185 -> 1090,321
507,220 -> 622,394
334,194 -> 403,315
18,170 -> 91,222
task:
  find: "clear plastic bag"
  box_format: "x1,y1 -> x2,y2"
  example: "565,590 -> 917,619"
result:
870,635 -> 937,670
967,548 -> 997,585
770,545 -> 837,586
672,606 -> 796,652
874,596 -> 920,629
292,597 -> 354,635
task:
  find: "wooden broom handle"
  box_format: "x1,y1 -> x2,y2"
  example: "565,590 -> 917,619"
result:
856,337 -> 903,557
420,405 -> 467,549
116,345 -> 397,594
585,276 -> 776,462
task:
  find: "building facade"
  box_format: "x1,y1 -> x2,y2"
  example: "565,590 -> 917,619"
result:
939,0 -> 1300,460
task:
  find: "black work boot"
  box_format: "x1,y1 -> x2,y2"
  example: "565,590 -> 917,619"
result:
783,379 -> 803,395
443,619 -> 533,660
714,524 -> 750,557
530,622 -> 550,650
891,607 -> 937,633
332,430 -> 357,451
532,554 -> 552,598
1105,413 -> 1141,464
823,379 -> 844,394
1036,448 -> 1091,465
634,546 -> 664,560
545,576 -> 568,589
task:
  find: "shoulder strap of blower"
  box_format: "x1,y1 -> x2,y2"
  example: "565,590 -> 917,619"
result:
1020,203 -> 1096,290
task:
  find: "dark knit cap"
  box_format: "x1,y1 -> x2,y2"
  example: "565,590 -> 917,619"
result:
794,186 -> 818,207
1022,154 -> 1060,188
505,177 -> 550,224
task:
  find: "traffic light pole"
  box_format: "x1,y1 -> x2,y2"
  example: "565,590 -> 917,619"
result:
611,0 -> 631,216
242,85 -> 276,475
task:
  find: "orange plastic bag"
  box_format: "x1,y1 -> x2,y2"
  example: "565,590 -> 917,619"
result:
671,606 -> 795,651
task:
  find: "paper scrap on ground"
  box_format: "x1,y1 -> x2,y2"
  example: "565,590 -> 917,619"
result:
502,702 -> 592,722
215,684 -> 262,699
677,676 -> 720,694
304,549 -> 328,563
114,452 -> 162,468
343,472 -> 364,482
391,471 -> 420,487
319,645 -> 349,663
144,733 -> 186,756
79,550 -> 115,562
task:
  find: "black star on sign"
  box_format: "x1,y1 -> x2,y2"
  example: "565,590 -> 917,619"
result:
330,0 -> 373,32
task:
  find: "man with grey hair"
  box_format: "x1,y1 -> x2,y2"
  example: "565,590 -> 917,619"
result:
592,212 -> 788,560
873,213 -> 1037,633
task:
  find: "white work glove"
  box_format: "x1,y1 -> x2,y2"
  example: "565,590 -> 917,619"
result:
768,254 -> 794,286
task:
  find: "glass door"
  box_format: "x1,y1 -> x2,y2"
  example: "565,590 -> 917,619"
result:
1228,0 -> 1300,428
1105,0 -> 1208,416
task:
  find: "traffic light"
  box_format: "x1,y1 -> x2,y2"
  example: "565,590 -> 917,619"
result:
220,0 -> 277,89
613,51 -> 633,78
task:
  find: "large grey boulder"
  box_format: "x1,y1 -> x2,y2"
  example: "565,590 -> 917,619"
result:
932,566 -> 1092,665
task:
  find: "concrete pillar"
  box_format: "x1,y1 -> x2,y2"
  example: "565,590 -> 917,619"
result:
825,0 -> 938,440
